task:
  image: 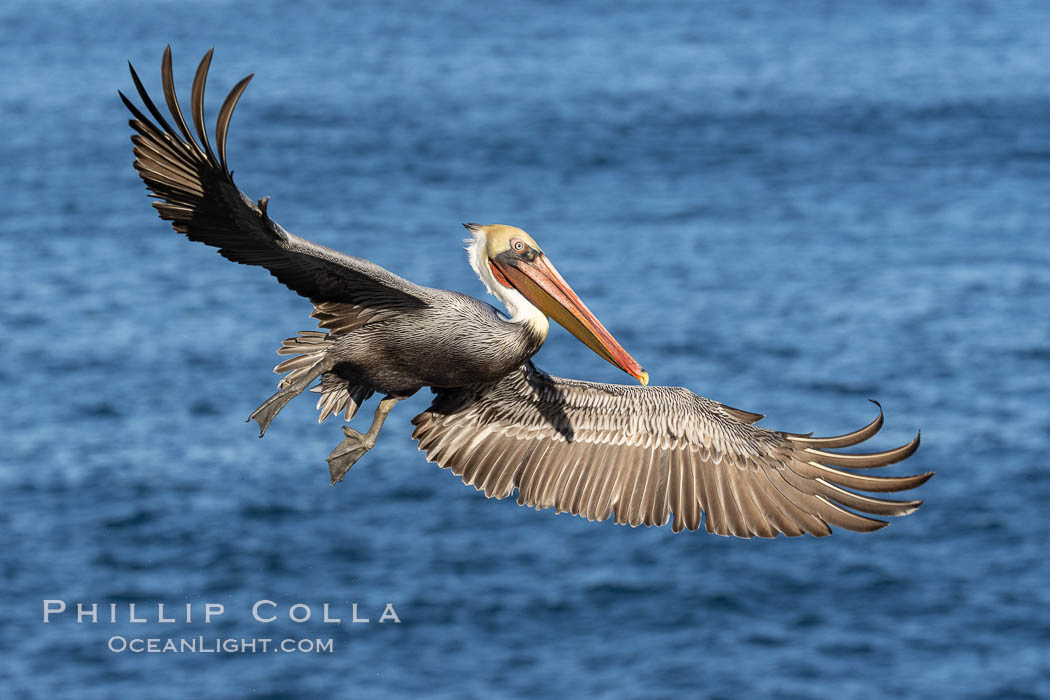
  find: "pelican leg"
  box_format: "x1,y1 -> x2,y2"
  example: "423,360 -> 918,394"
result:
249,357 -> 335,437
327,395 -> 400,485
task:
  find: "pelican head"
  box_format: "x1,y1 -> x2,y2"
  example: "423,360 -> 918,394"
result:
463,223 -> 648,385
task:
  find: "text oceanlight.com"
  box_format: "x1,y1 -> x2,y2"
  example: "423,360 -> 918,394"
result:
108,636 -> 334,654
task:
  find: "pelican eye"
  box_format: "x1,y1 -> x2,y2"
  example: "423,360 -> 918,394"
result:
510,238 -> 527,253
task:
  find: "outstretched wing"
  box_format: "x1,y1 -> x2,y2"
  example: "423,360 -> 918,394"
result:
412,364 -> 932,538
120,46 -> 426,311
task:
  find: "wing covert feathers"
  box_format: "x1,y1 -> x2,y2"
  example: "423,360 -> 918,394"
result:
412,364 -> 932,538
122,46 -> 427,310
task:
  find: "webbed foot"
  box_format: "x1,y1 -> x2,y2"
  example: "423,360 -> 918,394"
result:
326,425 -> 376,485
249,355 -> 336,437
248,389 -> 298,437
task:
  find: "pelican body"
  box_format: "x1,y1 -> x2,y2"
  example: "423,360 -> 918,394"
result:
121,48 -> 932,538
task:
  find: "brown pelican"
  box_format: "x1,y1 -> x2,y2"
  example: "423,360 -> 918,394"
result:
120,47 -> 932,538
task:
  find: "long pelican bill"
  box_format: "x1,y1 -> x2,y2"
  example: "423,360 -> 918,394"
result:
493,253 -> 648,385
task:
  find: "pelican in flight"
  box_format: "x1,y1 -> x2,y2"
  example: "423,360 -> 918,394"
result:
120,48 -> 931,538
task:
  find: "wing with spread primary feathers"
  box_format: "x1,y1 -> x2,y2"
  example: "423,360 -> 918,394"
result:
120,46 -> 426,312
412,364 -> 932,538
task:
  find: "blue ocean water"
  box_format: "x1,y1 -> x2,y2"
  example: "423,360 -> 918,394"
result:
2,0 -> 1049,696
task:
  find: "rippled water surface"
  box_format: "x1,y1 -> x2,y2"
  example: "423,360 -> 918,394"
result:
2,1 -> 1049,697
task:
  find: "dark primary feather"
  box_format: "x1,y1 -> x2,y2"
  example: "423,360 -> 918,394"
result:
121,46 -> 427,312
412,363 -> 932,538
